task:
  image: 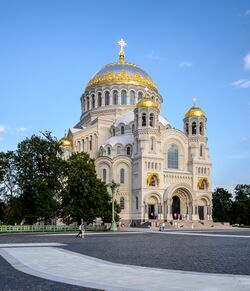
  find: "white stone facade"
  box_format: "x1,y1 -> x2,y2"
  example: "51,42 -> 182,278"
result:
63,54 -> 212,226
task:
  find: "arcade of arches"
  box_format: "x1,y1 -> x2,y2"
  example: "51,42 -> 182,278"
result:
144,188 -> 212,221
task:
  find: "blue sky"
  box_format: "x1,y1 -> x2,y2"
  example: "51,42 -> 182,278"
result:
0,0 -> 250,191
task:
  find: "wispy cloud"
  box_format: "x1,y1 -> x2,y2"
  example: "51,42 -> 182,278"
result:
245,10 -> 250,16
179,61 -> 193,68
231,79 -> 250,88
0,125 -> 6,133
244,54 -> 250,70
17,127 -> 28,132
146,52 -> 161,60
230,153 -> 250,159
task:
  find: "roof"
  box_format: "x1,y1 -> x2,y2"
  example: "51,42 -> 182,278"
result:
102,133 -> 134,147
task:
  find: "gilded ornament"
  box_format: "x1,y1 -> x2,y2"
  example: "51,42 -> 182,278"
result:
86,68 -> 158,92
197,177 -> 209,189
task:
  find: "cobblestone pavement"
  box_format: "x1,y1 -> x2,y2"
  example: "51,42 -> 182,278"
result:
0,229 -> 250,290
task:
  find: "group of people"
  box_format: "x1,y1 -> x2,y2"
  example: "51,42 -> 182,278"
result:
76,223 -> 85,238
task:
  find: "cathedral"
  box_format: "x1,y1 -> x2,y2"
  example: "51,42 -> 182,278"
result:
60,39 -> 212,226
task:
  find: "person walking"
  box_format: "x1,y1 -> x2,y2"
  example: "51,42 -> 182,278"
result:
76,223 -> 85,238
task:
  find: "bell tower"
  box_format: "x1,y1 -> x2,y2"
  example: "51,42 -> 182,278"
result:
184,98 -> 212,220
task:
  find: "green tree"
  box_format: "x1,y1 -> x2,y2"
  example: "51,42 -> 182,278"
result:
15,132 -> 66,224
0,151 -> 18,200
61,152 -> 116,224
234,184 -> 250,225
212,188 -> 233,223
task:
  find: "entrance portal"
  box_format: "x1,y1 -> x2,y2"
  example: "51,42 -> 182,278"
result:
148,204 -> 155,219
198,206 -> 204,220
172,196 -> 180,219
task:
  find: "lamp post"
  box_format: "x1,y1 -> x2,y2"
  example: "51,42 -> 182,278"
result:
108,179 -> 120,231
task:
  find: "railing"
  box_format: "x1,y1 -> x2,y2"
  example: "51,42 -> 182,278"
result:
0,225 -> 107,233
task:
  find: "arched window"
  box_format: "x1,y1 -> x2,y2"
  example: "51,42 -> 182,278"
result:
200,122 -> 204,135
130,91 -> 135,105
185,123 -> 189,134
82,139 -> 85,151
150,113 -> 154,127
117,146 -> 122,155
126,146 -> 131,155
192,122 -> 197,135
135,138 -> 139,153
132,124 -> 135,132
98,93 -> 102,107
120,168 -> 125,184
91,94 -> 95,109
168,144 -> 179,169
113,90 -> 118,105
102,169 -> 107,183
142,113 -> 146,126
120,197 -> 125,209
121,126 -> 125,135
200,145 -> 203,157
150,137 -> 154,151
107,147 -> 111,156
113,128 -> 115,136
105,91 -> 110,105
87,96 -> 90,111
121,90 -> 127,104
138,92 -> 143,100
89,136 -> 92,150
136,197 -> 139,210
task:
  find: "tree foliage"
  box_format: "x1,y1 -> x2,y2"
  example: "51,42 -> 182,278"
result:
234,184 -> 250,225
212,188 -> 233,223
61,152 -> 117,224
15,131 -> 66,224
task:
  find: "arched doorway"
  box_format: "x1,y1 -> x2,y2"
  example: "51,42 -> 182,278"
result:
147,196 -> 158,219
172,196 -> 180,219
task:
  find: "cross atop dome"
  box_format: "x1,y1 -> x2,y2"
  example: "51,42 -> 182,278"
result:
117,38 -> 127,63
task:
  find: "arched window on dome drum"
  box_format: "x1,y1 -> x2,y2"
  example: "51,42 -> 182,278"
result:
168,144 -> 179,169
150,113 -> 154,127
185,123 -> 189,134
121,90 -> 127,104
199,122 -> 204,135
130,91 -> 135,105
98,93 -> 102,107
120,168 -> 125,184
120,197 -> 125,209
138,92 -> 143,100
126,146 -> 131,155
87,96 -> 90,111
117,146 -> 122,155
105,91 -> 110,105
192,122 -> 197,135
102,169 -> 107,183
121,126 -> 125,135
142,113 -> 147,126
91,94 -> 95,109
113,90 -> 118,105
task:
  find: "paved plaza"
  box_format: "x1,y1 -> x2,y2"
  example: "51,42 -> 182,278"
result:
0,228 -> 250,290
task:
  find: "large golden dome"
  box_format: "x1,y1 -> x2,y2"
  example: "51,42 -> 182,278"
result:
86,39 -> 158,92
185,98 -> 205,118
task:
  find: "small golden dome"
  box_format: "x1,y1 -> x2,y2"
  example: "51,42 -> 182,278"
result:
59,131 -> 72,147
136,93 -> 158,109
185,98 -> 205,118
